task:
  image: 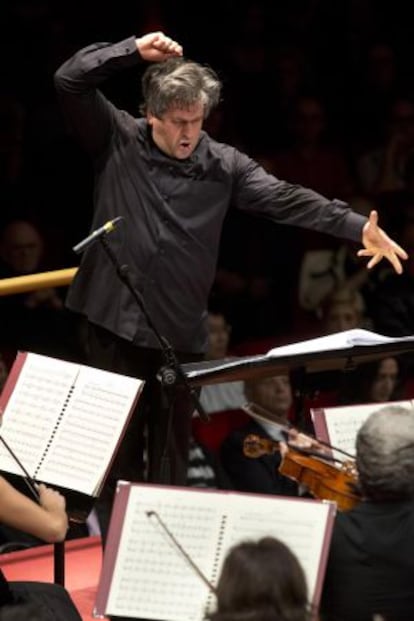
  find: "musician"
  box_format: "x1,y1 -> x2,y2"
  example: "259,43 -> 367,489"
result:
320,404 -> 414,621
209,536 -> 311,621
220,374 -> 299,496
0,476 -> 82,620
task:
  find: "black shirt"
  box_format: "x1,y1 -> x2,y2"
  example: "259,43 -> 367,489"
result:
54,37 -> 366,354
320,500 -> 414,621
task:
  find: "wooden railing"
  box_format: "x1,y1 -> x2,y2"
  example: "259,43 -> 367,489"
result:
0,267 -> 78,296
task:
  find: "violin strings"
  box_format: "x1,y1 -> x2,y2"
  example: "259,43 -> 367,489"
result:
244,401 -> 356,460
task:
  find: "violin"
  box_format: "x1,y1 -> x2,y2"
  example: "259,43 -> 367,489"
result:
243,434 -> 361,511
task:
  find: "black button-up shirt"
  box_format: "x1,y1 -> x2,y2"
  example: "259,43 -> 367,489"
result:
54,36 -> 367,354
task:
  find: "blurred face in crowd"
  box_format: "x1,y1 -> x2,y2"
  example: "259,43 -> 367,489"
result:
293,96 -> 325,145
325,301 -> 361,333
207,313 -> 231,360
249,375 -> 293,419
147,101 -> 204,160
370,357 -> 399,402
0,220 -> 44,274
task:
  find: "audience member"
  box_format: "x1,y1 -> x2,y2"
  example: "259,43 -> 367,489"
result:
320,404 -> 414,621
260,94 -> 355,204
356,96 -> 414,196
337,355 -> 407,405
220,374 -> 298,496
0,217 -> 82,360
209,536 -> 311,621
0,476 -> 82,620
293,194 -> 393,337
199,311 -> 245,415
319,286 -> 367,334
371,218 -> 414,336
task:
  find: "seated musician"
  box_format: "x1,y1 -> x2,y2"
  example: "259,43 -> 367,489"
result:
220,374 -> 299,496
0,475 -> 82,620
320,404 -> 414,621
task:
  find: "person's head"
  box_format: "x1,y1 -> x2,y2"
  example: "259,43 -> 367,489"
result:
290,95 -> 326,146
207,312 -> 231,360
321,287 -> 364,334
140,58 -> 221,159
356,405 -> 414,500
244,375 -> 293,421
367,356 -> 401,402
0,219 -> 45,274
211,537 -> 309,621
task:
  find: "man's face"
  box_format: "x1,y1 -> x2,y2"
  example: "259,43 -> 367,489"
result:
251,375 -> 293,419
147,101 -> 204,159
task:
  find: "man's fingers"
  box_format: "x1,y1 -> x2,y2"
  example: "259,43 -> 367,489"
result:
392,243 -> 409,260
153,34 -> 183,55
357,249 -> 371,257
367,254 -> 383,270
368,209 -> 379,226
387,254 -> 403,274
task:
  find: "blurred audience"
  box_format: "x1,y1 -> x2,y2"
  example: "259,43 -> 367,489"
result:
356,96 -> 414,196
0,217 -> 83,361
337,355 -> 407,405
320,286 -> 367,334
199,310 -> 245,415
371,218 -> 414,337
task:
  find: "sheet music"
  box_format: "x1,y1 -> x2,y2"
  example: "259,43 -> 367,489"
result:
36,367 -> 144,495
219,495 -> 333,608
100,486 -> 335,621
312,400 -> 413,458
0,353 -> 79,475
105,486 -> 222,621
266,329 -> 414,358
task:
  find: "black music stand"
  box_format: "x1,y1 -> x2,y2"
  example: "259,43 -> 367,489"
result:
182,330 -> 414,399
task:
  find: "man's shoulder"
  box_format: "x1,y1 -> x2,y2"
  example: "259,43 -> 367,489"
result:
115,112 -> 146,136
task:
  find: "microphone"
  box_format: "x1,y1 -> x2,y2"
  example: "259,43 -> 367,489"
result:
73,216 -> 123,254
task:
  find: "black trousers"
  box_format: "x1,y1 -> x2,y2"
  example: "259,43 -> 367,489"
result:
86,323 -> 202,540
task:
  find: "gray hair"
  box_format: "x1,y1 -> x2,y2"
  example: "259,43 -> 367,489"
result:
356,405 -> 414,500
140,57 -> 221,118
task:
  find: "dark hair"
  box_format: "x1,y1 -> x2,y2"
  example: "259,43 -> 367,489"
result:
209,537 -> 310,621
337,356 -> 405,405
140,57 -> 221,118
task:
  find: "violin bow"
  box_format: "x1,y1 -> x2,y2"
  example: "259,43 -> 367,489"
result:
243,401 -> 356,460
0,434 -> 40,501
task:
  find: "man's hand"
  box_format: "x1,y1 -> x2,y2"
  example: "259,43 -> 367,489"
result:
358,210 -> 408,274
136,32 -> 183,62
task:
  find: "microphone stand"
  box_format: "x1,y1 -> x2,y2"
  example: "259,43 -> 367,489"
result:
97,234 -> 209,479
